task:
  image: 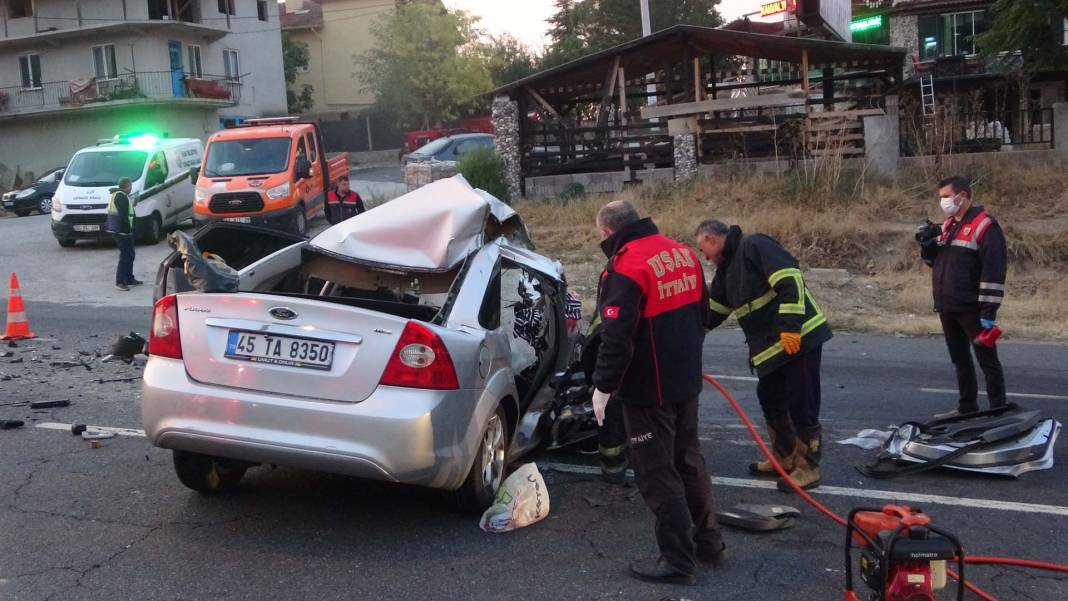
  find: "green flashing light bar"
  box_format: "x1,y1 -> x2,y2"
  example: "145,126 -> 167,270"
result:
850,15 -> 883,33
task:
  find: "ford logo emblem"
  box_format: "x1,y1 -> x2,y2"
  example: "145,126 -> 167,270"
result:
269,307 -> 297,320
228,199 -> 243,206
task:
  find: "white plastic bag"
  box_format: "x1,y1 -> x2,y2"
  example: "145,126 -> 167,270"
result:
479,463 -> 550,533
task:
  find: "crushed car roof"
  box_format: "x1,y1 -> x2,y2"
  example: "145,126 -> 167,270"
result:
309,175 -> 530,272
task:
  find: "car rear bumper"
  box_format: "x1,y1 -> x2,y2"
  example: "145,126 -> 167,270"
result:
194,204 -> 299,232
141,357 -> 482,490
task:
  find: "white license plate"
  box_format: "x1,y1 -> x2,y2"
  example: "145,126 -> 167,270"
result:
225,331 -> 334,371
223,217 -> 251,223
73,224 -> 100,232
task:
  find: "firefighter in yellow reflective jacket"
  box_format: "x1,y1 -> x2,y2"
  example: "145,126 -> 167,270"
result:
695,220 -> 832,491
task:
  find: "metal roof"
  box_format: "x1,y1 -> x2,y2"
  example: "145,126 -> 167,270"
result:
489,24 -> 907,97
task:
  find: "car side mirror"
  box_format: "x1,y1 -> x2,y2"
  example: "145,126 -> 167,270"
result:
188,167 -> 199,185
296,158 -> 312,180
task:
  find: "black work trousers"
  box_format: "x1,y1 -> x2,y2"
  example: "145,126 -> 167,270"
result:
756,346 -> 823,455
113,233 -> 136,286
939,310 -> 1006,411
598,396 -> 628,477
622,397 -> 723,575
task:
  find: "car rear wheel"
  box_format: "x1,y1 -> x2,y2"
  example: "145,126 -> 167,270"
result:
172,450 -> 248,494
449,405 -> 508,513
38,196 -> 52,214
14,209 -> 31,217
57,238 -> 75,248
142,213 -> 163,245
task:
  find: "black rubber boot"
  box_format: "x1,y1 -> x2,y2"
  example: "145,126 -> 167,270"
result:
629,557 -> 697,585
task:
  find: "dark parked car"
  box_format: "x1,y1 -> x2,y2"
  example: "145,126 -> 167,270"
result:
402,133 -> 495,164
2,167 -> 64,216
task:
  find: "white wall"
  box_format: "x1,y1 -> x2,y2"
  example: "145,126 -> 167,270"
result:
0,104 -> 218,177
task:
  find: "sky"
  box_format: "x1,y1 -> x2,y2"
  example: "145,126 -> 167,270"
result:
442,0 -> 758,51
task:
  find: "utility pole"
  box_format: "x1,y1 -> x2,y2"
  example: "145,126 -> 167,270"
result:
640,0 -> 656,106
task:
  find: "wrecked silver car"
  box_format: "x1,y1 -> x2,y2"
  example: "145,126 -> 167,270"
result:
142,177 -> 574,511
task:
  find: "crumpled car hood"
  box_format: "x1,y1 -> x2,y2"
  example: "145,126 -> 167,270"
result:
309,175 -> 530,272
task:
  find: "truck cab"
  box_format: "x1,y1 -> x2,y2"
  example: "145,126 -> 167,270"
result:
194,118 -> 348,236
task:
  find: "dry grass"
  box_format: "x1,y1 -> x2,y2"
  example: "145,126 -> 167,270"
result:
517,158 -> 1068,341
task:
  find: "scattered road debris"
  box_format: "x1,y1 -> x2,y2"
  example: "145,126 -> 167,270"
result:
29,400 -> 71,409
0,419 -> 25,430
70,424 -> 87,435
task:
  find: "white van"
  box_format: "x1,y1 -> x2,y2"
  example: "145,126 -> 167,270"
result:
51,134 -> 204,247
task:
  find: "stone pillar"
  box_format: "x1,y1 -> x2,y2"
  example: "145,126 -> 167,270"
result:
491,95 -> 521,200
864,113 -> 901,178
1054,103 -> 1068,161
673,133 -> 697,182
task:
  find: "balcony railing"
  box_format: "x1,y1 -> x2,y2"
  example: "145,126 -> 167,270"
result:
0,71 -> 241,116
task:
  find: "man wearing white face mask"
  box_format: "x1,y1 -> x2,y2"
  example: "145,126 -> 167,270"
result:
918,176 -> 1008,418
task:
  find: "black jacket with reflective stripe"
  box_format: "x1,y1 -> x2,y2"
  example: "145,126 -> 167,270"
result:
920,205 -> 1006,321
707,227 -> 832,377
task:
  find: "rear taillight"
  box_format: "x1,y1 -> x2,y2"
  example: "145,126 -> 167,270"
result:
379,321 -> 458,390
149,294 -> 182,359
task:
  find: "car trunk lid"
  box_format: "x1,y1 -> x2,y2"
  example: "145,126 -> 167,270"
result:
177,293 -> 406,403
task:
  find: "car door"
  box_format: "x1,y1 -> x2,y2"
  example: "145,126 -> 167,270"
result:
304,131 -> 324,214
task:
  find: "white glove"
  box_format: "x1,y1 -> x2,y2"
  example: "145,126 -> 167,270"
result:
592,388 -> 610,426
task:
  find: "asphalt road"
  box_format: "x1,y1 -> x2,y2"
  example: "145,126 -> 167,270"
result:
350,165 -> 404,184
2,214 -> 1067,601
0,213 -> 331,309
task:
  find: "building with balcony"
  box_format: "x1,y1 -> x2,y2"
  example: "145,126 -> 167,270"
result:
849,0 -> 1067,155
0,0 -> 287,185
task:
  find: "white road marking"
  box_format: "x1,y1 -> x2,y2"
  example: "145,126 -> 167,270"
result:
920,388 -> 1068,401
708,374 -> 759,383
29,422 -> 1068,517
35,422 -> 146,437
540,462 -> 1068,518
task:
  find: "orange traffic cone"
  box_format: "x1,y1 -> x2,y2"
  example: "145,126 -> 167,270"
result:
1,273 -> 36,340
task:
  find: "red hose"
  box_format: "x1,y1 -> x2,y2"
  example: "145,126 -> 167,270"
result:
700,374 -> 1068,601
964,556 -> 1068,573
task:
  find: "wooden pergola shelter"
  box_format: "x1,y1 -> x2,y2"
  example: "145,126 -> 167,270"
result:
489,25 -> 907,184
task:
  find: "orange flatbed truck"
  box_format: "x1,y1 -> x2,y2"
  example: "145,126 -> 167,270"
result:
193,117 -> 349,236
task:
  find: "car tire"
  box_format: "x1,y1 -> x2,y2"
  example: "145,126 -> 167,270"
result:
294,204 -> 307,236
142,213 -> 163,245
172,450 -> 248,494
38,196 -> 52,214
14,210 -> 31,217
57,238 -> 76,248
448,405 -> 509,513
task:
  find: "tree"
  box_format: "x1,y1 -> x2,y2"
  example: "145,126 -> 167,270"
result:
359,3 -> 492,130
977,0 -> 1068,75
478,34 -> 540,88
283,33 -> 314,114
542,0 -> 724,67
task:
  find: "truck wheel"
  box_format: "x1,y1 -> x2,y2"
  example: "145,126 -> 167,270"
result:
142,214 -> 163,245
172,450 -> 247,494
57,238 -> 76,248
448,405 -> 508,513
294,205 -> 307,236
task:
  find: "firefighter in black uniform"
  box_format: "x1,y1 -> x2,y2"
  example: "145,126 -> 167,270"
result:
591,201 -> 724,585
695,220 -> 832,492
917,176 -> 1007,417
